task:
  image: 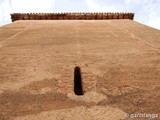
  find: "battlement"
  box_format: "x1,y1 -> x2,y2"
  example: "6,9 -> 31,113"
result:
10,13 -> 134,22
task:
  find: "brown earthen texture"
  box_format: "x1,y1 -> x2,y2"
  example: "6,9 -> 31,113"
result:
0,20 -> 160,120
10,13 -> 134,22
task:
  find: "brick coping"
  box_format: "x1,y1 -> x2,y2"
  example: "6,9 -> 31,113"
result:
11,13 -> 134,22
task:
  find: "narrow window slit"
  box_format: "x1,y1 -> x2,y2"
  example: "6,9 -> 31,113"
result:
74,66 -> 84,95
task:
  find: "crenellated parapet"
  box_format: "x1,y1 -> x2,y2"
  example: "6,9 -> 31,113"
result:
10,13 -> 134,22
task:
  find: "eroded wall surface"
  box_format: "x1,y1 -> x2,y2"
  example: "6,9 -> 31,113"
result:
0,20 -> 160,120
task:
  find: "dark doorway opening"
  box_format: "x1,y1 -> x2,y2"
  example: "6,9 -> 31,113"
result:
74,66 -> 84,95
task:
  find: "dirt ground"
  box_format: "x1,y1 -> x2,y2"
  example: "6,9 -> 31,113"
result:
0,20 -> 160,120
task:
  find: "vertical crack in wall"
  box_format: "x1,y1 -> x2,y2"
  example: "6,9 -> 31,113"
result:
74,21 -> 82,60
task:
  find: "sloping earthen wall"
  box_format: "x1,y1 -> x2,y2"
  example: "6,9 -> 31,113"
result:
10,13 -> 134,22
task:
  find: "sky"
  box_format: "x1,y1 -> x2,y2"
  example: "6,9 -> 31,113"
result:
0,0 -> 160,30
